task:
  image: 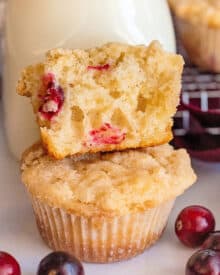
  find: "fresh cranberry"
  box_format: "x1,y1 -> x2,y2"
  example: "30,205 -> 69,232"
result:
86,123 -> 126,146
202,231 -> 220,251
38,73 -> 64,121
185,249 -> 220,275
0,252 -> 21,275
87,64 -> 110,71
175,206 -> 215,248
37,251 -> 84,275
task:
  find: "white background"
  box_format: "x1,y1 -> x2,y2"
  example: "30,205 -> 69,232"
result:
0,105 -> 220,275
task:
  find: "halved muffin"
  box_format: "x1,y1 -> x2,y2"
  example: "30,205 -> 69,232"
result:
21,143 -> 196,263
17,41 -> 184,159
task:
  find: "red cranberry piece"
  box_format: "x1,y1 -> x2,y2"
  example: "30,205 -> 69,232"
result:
202,231 -> 220,251
186,249 -> 220,275
87,64 -> 110,71
175,206 -> 215,248
0,252 -> 21,275
37,251 -> 84,275
86,123 -> 126,146
42,73 -> 55,88
39,74 -> 64,121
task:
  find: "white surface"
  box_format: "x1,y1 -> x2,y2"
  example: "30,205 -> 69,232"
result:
0,102 -> 220,275
3,0 -> 175,159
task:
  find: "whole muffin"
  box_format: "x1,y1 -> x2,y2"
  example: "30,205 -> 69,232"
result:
21,143 -> 196,263
169,0 -> 220,72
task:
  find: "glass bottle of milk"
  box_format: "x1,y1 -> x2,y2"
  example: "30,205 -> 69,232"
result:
3,0 -> 175,159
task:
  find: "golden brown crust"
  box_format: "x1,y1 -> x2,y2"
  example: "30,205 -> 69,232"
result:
17,41 -> 183,159
21,143 -> 196,217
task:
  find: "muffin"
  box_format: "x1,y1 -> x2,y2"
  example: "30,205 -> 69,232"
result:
21,143 -> 196,263
17,41 -> 184,159
169,0 -> 220,72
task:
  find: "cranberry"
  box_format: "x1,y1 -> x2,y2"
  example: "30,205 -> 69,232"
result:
38,73 -> 64,121
87,64 -> 110,71
0,252 -> 21,275
202,231 -> 220,251
85,122 -> 126,147
175,206 -> 215,248
37,251 -> 84,275
186,249 -> 220,275
42,73 -> 55,88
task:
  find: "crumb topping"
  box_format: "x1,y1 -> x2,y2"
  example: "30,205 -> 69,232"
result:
21,143 -> 196,216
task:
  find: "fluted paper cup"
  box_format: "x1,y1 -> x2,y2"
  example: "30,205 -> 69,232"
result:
31,197 -> 174,263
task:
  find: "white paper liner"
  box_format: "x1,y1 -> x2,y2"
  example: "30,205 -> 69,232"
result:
32,198 -> 174,263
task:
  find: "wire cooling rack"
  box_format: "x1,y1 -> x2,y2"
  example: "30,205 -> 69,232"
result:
174,69 -> 220,136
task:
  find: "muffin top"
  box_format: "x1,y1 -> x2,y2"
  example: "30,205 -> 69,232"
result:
21,143 -> 196,217
169,0 -> 220,28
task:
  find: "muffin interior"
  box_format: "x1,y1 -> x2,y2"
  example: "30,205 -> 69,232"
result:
17,41 -> 183,158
